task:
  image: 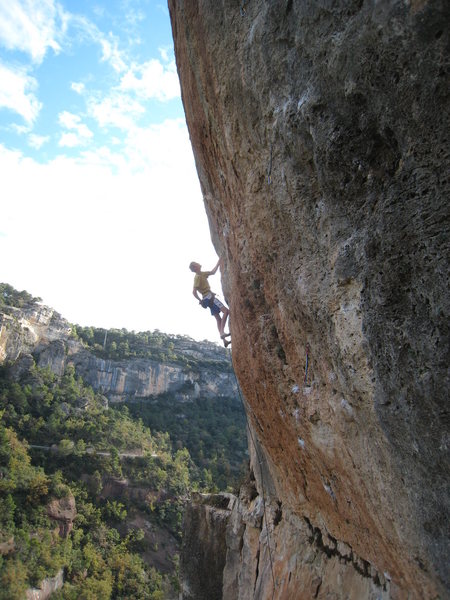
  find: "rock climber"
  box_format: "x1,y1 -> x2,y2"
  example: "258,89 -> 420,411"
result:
189,259 -> 231,347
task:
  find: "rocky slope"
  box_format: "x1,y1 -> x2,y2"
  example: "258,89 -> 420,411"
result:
0,302 -> 235,402
169,1 -> 449,598
25,569 -> 64,600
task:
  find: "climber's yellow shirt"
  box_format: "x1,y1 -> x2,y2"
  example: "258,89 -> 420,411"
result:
193,271 -> 211,296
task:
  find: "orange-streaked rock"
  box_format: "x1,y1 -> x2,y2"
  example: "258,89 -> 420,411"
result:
169,1 -> 449,598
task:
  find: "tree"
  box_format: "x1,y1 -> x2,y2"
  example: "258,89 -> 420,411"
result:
0,494 -> 15,533
74,439 -> 86,456
26,471 -> 50,504
103,500 -> 127,522
58,439 -> 75,456
89,471 -> 103,496
0,558 -> 28,600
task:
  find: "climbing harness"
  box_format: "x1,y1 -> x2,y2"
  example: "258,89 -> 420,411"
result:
240,0 -> 247,17
227,350 -> 276,600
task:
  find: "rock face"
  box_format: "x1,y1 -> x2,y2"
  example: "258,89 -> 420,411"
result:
25,569 -> 64,600
181,494 -> 235,600
0,305 -> 71,365
184,488 -> 392,600
46,494 -> 77,538
0,303 -> 236,402
69,349 -> 234,403
169,1 -> 449,598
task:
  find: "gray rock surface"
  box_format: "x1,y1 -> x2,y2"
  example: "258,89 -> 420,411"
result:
0,303 -> 236,402
25,569 -> 64,600
169,1 -> 449,598
69,348 -> 235,403
181,493 -> 235,600
46,494 -> 77,538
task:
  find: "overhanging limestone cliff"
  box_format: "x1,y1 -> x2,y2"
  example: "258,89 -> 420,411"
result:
169,1 -> 449,598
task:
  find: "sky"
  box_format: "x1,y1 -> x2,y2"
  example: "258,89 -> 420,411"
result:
0,0 -> 223,342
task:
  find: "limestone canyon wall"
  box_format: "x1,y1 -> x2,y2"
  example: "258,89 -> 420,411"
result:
0,304 -> 235,402
169,1 -> 449,598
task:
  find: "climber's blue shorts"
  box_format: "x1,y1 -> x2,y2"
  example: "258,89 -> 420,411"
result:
201,293 -> 224,316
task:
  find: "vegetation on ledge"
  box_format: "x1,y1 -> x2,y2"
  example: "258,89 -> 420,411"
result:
0,283 -> 248,598
0,359 -> 222,598
0,282 -> 42,309
71,324 -> 232,372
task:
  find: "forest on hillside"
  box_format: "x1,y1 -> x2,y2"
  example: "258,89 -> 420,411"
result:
0,284 -> 248,599
0,360 -> 180,599
72,323 -> 231,373
71,325 -> 247,490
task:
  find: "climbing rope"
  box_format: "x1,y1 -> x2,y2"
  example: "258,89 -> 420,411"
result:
304,343 -> 310,385
227,350 -> 276,600
238,2 -> 275,188
267,142 -> 273,185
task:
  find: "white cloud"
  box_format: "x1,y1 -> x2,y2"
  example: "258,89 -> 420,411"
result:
83,51 -> 180,134
0,62 -> 41,124
58,111 -> 75,129
58,110 -> 84,131
57,110 -> 93,146
99,35 -> 127,73
88,93 -> 145,131
11,123 -> 32,134
124,8 -> 145,27
56,13 -> 128,76
28,133 -> 49,149
0,2 -> 127,78
71,81 -> 85,94
159,47 -> 170,63
122,118 -> 194,172
0,132 -> 219,341
0,0 -> 67,63
58,132 -> 81,147
119,58 -> 180,101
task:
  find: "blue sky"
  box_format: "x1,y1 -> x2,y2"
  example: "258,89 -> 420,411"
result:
0,0 -> 223,342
